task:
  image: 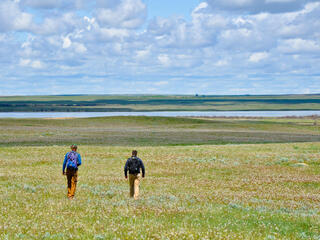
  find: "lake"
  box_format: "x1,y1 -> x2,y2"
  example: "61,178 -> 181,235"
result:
0,111 -> 320,118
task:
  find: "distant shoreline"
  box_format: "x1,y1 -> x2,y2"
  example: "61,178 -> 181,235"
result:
1,108 -> 320,112
1,94 -> 320,112
1,111 -> 320,119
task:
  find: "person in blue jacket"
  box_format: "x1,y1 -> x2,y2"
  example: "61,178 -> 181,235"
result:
62,144 -> 82,199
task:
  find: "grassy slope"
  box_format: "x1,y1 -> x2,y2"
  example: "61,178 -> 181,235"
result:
0,143 -> 319,239
0,117 -> 319,239
1,94 -> 320,111
0,116 -> 320,146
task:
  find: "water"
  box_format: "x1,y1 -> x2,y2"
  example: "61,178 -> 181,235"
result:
0,111 -> 319,118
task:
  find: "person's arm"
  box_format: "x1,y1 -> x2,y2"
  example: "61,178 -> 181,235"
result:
124,159 -> 129,178
140,159 -> 145,178
62,153 -> 68,174
77,153 -> 82,167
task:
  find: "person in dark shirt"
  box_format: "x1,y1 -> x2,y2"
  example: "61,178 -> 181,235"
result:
62,144 -> 82,199
124,150 -> 145,200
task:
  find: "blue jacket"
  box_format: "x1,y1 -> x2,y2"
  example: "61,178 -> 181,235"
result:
63,151 -> 82,172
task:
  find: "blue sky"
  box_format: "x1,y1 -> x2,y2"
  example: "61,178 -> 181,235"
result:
0,0 -> 319,95
146,0 -> 201,19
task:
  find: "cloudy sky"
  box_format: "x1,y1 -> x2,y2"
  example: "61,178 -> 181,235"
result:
0,0 -> 319,95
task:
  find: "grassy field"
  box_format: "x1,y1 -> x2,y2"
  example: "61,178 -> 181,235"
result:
0,116 -> 320,239
1,94 -> 320,111
0,116 -> 320,146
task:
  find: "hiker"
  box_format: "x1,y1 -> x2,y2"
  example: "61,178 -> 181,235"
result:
62,144 -> 82,199
124,150 -> 145,200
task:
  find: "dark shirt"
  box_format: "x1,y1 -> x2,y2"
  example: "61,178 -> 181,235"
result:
124,157 -> 145,177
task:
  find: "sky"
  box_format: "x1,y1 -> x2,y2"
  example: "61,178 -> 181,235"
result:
0,0 -> 320,95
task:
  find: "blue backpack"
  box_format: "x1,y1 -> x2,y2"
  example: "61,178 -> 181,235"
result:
66,151 -> 78,169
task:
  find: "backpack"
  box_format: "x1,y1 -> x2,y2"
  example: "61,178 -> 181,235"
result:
128,157 -> 140,174
66,151 -> 78,169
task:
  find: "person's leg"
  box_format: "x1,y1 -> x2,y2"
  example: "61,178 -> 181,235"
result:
66,170 -> 72,198
71,170 -> 78,198
129,174 -> 135,198
133,174 -> 141,200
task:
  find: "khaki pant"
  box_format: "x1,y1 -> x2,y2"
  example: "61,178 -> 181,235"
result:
129,173 -> 141,200
66,169 -> 78,199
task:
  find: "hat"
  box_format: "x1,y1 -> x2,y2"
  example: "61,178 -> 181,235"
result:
70,144 -> 78,149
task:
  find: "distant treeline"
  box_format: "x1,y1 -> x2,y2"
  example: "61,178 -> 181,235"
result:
1,94 -> 320,112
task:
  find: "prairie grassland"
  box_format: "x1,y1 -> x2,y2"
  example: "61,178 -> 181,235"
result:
0,117 -> 320,239
0,143 -> 320,239
0,116 -> 320,146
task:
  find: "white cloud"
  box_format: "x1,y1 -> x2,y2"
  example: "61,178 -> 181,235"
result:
95,0 -> 147,29
158,54 -> 170,66
249,52 -> 269,62
0,1 -> 33,32
31,13 -> 80,35
73,42 -> 87,53
62,36 -> 72,48
0,34 -> 6,41
0,0 -> 320,94
278,38 -> 320,53
217,27 -> 272,52
98,28 -> 130,40
96,0 -> 120,8
266,0 -> 296,3
31,60 -> 44,69
21,0 -> 67,9
154,81 -> 169,86
84,16 -> 95,30
13,12 -> 33,31
148,16 -> 213,48
157,53 -> 202,68
135,48 -> 150,60
19,58 -> 31,66
215,59 -> 228,66
207,0 -> 320,13
19,58 -> 44,69
21,0 -> 90,9
192,2 -> 209,12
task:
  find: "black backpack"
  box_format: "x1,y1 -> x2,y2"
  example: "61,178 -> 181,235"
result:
128,157 -> 140,174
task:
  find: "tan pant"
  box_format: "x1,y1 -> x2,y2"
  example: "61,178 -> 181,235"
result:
129,173 -> 141,200
66,169 -> 78,199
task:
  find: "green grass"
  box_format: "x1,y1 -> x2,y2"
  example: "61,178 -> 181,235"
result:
0,143 -> 320,239
0,116 -> 320,146
1,94 -> 320,111
0,116 -> 320,239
